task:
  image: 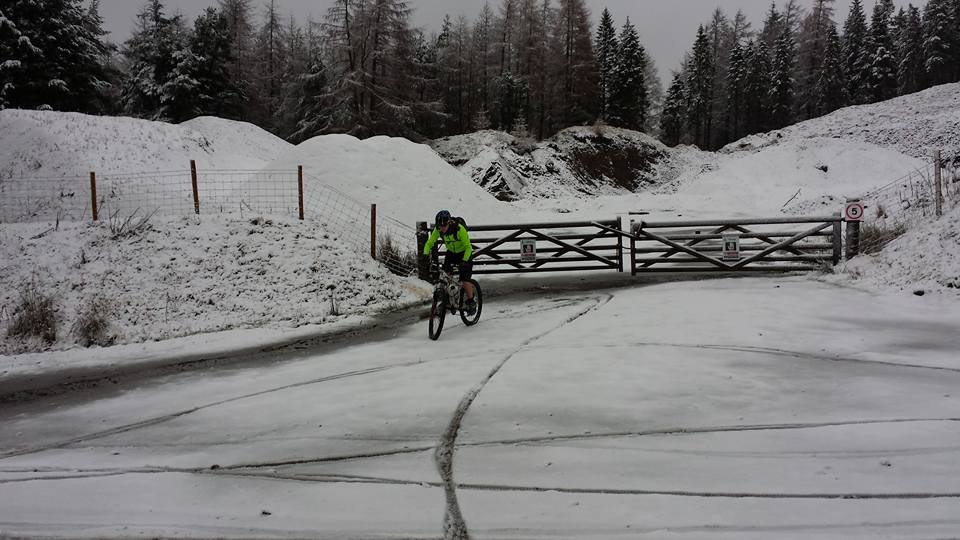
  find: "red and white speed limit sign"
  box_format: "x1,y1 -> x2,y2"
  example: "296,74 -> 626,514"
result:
845,201 -> 865,221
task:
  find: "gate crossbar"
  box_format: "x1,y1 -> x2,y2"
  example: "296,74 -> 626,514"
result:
733,222 -> 832,268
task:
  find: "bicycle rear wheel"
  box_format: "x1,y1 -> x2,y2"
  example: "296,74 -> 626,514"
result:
459,280 -> 483,326
429,291 -> 447,340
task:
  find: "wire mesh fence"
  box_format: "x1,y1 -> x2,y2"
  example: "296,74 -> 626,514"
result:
856,153 -> 959,254
0,166 -> 419,277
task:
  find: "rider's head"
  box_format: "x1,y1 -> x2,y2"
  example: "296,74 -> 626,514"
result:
435,210 -> 452,231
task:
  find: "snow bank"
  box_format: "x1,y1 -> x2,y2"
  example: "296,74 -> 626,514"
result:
725,82 -> 960,160
0,215 -> 428,355
829,204 -> 960,295
0,109 -> 292,179
263,133 -> 510,226
673,137 -> 929,216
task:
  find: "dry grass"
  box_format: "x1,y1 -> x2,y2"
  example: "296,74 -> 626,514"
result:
71,295 -> 116,347
859,221 -> 908,254
7,280 -> 58,344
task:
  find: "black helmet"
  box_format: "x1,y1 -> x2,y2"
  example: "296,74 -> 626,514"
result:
435,210 -> 451,227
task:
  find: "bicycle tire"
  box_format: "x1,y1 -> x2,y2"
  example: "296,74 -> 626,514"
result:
429,291 -> 447,340
459,280 -> 483,326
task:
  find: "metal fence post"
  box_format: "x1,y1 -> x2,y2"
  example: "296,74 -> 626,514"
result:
190,160 -> 200,215
298,165 -> 304,220
845,199 -> 861,259
89,171 -> 98,222
416,221 -> 430,281
934,150 -> 943,217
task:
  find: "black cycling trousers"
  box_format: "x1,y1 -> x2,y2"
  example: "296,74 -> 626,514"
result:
443,250 -> 473,281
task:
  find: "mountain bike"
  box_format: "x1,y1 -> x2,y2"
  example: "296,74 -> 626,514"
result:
428,267 -> 483,341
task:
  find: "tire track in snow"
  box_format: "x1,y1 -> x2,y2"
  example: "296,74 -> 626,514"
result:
550,341 -> 960,373
462,417 -> 960,448
0,359 -> 430,460
434,294 -> 613,540
9,466 -> 960,501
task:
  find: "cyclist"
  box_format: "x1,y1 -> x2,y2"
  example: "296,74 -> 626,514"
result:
423,210 -> 477,314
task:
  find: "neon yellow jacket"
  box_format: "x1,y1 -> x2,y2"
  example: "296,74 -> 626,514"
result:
423,223 -> 472,260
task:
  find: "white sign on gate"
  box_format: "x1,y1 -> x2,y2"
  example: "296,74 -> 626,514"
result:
520,239 -> 537,263
722,234 -> 741,261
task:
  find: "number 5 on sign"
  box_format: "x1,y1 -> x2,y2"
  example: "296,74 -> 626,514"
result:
845,201 -> 865,222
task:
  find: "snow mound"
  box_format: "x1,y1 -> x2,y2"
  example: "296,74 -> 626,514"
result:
0,215 -> 427,355
673,137 -> 928,216
0,109 -> 292,179
180,116 -> 294,168
724,83 -> 960,161
432,126 -> 708,200
832,204 -> 960,295
263,133 -> 509,226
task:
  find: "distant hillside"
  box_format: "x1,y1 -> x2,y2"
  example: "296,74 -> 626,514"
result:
431,127 -> 711,201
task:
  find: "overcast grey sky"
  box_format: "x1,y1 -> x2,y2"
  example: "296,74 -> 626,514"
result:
100,0 -> 925,82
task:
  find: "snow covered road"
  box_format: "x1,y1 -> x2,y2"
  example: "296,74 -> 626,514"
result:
1,277 -> 960,539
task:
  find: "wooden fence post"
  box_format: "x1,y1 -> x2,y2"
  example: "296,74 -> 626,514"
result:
845,199 -> 861,259
630,220 -> 637,276
298,165 -> 304,220
934,150 -> 943,217
616,216 -> 624,273
190,160 -> 200,215
416,221 -> 430,281
89,171 -> 98,222
370,204 -> 377,260
832,212 -> 842,265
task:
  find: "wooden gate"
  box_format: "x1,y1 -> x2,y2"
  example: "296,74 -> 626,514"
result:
628,215 -> 843,274
417,219 -> 623,277
416,215 -> 848,280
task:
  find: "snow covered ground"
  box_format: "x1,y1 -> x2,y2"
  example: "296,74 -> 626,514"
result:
2,278 -> 959,538
0,215 -> 428,356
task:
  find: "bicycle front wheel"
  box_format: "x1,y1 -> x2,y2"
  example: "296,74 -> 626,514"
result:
459,280 -> 483,326
429,291 -> 447,340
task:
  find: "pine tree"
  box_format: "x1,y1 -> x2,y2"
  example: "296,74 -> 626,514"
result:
725,41 -> 749,141
867,0 -> 897,102
743,39 -> 773,134
659,72 -> 685,146
842,0 -> 871,104
554,0 -> 598,128
685,26 -> 713,148
122,0 -> 186,120
250,0 -> 288,132
607,18 -> 647,131
896,5 -> 925,94
760,3 -> 784,48
473,2 -> 495,119
769,33 -> 796,128
923,0 -> 955,86
190,7 -> 242,119
288,52 -> 331,143
642,53 -> 664,134
594,8 -> 617,121
797,0 -> 836,119
217,0 -> 254,116
0,0 -> 112,112
816,24 -> 848,114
